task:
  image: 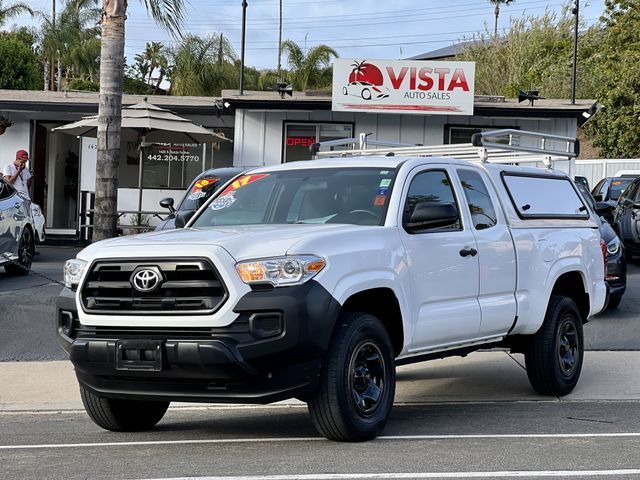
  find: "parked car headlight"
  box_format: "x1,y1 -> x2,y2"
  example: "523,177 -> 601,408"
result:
607,237 -> 621,256
64,259 -> 88,289
236,255 -> 326,287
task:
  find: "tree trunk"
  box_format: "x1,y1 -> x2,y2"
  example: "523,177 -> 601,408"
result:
94,0 -> 126,241
494,4 -> 500,38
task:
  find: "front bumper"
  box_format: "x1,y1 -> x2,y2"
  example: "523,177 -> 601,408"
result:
56,280 -> 341,404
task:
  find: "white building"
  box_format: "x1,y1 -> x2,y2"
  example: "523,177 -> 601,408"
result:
0,88 -> 595,241
223,90 -> 594,167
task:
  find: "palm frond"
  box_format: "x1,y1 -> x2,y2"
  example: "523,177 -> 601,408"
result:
139,0 -> 185,39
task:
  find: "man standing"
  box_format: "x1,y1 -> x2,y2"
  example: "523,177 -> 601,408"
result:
3,149 -> 32,200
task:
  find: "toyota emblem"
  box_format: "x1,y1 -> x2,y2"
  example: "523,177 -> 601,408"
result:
131,267 -> 162,293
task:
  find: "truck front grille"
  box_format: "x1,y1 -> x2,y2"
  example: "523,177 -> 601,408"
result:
80,259 -> 228,315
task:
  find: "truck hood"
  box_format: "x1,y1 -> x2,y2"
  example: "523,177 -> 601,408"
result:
77,224 -> 360,261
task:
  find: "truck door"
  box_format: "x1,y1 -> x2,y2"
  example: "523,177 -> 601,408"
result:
399,167 -> 482,351
455,168 -> 517,336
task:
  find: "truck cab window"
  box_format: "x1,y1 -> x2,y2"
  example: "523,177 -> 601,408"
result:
403,170 -> 461,231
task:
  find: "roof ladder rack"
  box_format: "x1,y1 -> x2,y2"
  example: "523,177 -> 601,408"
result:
310,129 -> 579,176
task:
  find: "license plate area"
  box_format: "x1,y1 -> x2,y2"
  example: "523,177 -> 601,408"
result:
115,340 -> 163,371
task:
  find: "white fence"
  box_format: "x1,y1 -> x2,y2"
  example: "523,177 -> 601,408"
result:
573,159 -> 640,187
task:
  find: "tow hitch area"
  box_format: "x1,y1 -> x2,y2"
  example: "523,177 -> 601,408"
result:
115,340 -> 163,372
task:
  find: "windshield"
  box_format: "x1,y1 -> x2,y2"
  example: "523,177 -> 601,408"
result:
178,174 -> 237,212
609,178 -> 633,200
192,168 -> 397,227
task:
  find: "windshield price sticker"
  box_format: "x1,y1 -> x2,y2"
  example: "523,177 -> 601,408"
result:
211,192 -> 236,210
379,179 -> 392,188
220,174 -> 270,195
374,195 -> 386,206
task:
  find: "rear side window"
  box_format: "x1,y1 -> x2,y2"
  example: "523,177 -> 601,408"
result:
458,169 -> 497,230
502,173 -> 588,219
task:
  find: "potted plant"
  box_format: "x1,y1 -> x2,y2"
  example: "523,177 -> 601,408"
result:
0,116 -> 12,135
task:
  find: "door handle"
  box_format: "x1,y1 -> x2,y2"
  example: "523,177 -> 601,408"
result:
459,247 -> 478,257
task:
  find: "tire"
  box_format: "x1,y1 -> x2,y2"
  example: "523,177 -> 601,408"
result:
307,312 -> 396,442
342,86 -> 348,95
607,295 -> 622,309
524,295 -> 584,396
361,88 -> 372,100
80,385 -> 169,432
5,227 -> 34,276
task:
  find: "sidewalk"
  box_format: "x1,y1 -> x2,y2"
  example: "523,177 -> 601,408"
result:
2,351 -> 640,412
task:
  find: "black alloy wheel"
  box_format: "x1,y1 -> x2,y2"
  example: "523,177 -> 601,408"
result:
557,317 -> 580,377
349,341 -> 386,417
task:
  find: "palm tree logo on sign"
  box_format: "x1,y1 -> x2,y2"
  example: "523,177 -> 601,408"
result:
342,60 -> 389,101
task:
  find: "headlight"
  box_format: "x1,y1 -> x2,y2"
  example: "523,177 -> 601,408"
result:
607,237 -> 621,256
64,259 -> 87,289
235,255 -> 326,287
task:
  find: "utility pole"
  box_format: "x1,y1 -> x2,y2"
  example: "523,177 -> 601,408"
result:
239,0 -> 248,95
277,0 -> 283,81
50,0 -> 56,91
571,0 -> 579,105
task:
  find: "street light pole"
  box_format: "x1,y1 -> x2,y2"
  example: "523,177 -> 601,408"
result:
571,0 -> 579,105
239,0 -> 248,95
277,0 -> 283,81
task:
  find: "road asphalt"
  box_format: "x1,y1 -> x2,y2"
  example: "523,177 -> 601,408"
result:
2,351 -> 640,412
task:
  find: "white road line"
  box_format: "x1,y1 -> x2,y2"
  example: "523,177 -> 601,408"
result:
3,432 -> 640,450
135,470 -> 640,479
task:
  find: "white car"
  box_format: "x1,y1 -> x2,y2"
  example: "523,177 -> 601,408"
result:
342,81 -> 389,100
0,177 -> 35,275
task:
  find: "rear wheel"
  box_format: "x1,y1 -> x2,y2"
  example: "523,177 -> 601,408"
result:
5,227 -> 34,276
308,312 -> 395,441
524,295 -> 584,396
80,385 -> 169,432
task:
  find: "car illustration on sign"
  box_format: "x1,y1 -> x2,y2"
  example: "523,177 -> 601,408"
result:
342,81 -> 389,100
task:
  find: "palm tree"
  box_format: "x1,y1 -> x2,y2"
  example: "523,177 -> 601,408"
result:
489,0 -> 514,38
169,34 -> 236,96
94,0 -> 185,241
281,39 -> 338,91
0,0 -> 34,28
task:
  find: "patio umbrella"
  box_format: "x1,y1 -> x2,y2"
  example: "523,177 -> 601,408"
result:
53,99 -> 230,218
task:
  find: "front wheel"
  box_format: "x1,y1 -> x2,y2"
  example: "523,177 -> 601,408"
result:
307,312 -> 396,442
5,227 -> 34,276
524,295 -> 584,396
80,385 -> 169,432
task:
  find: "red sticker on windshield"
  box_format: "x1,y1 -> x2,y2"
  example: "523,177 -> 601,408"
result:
374,195 -> 386,206
192,177 -> 219,192
220,174 -> 270,195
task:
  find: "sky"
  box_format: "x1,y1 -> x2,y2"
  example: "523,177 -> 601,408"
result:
11,0 -> 606,71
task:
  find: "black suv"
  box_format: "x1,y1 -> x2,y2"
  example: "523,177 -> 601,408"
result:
576,182 -> 627,309
156,167 -> 251,230
613,176 -> 640,257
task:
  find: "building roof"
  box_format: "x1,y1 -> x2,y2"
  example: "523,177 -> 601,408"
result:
0,90 -> 222,116
407,41 -> 477,60
222,90 -> 596,120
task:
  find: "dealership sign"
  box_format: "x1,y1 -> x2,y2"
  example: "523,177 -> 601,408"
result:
332,59 -> 475,116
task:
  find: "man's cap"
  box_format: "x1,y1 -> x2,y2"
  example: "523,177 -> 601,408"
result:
16,150 -> 29,160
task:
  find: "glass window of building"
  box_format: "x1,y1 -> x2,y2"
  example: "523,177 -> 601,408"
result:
283,122 -> 353,162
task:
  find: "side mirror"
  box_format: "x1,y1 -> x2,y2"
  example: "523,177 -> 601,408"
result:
592,194 -> 603,202
594,201 -> 614,215
174,209 -> 196,228
159,197 -> 175,214
405,202 -> 459,233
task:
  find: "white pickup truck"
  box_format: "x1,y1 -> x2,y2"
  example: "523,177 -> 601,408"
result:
57,132 -> 607,441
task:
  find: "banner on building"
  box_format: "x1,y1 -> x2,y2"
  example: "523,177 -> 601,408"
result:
332,59 -> 475,116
